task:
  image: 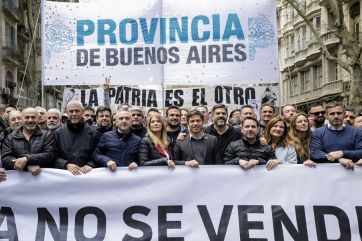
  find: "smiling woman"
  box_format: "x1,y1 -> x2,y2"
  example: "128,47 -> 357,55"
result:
263,117 -> 297,164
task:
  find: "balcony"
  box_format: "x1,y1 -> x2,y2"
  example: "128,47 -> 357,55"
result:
288,80 -> 343,104
306,0 -> 321,17
322,32 -> 340,49
2,46 -> 20,65
17,24 -> 30,43
2,0 -> 19,21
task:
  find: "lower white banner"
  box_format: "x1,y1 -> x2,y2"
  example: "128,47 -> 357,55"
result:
0,165 -> 361,241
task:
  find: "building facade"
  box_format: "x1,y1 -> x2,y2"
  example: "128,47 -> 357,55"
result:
278,0 -> 361,111
0,0 -> 63,110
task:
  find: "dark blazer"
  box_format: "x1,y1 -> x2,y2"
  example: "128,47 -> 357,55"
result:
173,133 -> 218,165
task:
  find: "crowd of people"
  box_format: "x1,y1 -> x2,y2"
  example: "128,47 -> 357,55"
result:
0,90 -> 362,181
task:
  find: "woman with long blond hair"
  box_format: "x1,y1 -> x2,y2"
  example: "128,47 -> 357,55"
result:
263,117 -> 297,164
138,113 -> 175,168
286,113 -> 315,167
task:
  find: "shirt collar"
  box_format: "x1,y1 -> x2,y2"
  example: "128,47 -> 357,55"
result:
327,122 -> 345,131
189,132 -> 205,140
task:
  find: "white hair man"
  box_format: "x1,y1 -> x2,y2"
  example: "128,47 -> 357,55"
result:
46,108 -> 62,133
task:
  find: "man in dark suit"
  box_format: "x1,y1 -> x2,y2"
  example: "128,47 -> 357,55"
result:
173,109 -> 217,167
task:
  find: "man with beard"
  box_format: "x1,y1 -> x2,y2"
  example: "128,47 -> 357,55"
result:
8,111 -> 22,132
311,101 -> 362,170
46,108 -> 62,133
281,105 -> 296,128
228,109 -> 241,126
308,104 -> 326,131
2,108 -> 54,175
130,107 -> 147,138
83,106 -> 95,126
94,106 -> 113,135
35,106 -> 47,129
166,106 -> 184,154
93,110 -> 140,171
173,109 -> 217,167
204,104 -> 242,163
344,107 -> 356,126
223,117 -> 278,170
54,101 -> 99,175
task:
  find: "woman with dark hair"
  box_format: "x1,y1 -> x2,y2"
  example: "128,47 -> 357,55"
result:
138,114 -> 176,168
286,113 -> 315,167
263,117 -> 297,164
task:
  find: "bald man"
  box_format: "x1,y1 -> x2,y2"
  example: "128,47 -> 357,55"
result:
2,108 -> 54,175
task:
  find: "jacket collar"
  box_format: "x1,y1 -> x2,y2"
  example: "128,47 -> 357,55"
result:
67,120 -> 85,132
13,126 -> 43,139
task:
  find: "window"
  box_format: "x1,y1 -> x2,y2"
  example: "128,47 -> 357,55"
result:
301,26 -> 307,48
335,63 -> 339,80
310,16 -> 321,41
315,16 -> 321,31
314,65 -> 323,88
355,21 -> 360,42
301,70 -> 310,92
290,75 -> 299,96
285,34 -> 295,58
5,22 -> 16,47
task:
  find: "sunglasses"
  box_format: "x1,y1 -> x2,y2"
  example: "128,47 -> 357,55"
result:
311,111 -> 325,116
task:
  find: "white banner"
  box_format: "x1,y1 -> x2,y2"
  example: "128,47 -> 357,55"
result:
42,0 -> 279,86
0,165 -> 361,241
62,84 -> 279,112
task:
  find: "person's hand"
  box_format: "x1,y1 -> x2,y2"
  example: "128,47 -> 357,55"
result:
66,163 -> 82,175
167,160 -> 175,170
128,162 -> 138,170
326,151 -> 343,161
107,160 -> 117,172
259,137 -> 268,145
12,157 -> 27,171
28,165 -> 41,176
303,159 -> 316,168
338,158 -> 354,170
266,159 -> 280,171
244,159 -> 259,169
185,160 -> 199,168
103,76 -> 111,92
239,159 -> 248,168
81,165 -> 93,174
0,168 -> 6,182
177,132 -> 186,141
356,159 -> 362,166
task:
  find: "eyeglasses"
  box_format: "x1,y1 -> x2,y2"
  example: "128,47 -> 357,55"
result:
311,111 -> 325,116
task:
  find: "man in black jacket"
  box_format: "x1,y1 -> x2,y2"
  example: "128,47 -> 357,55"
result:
130,107 -> 147,138
173,110 -> 217,167
2,108 -> 54,175
54,101 -> 99,175
204,104 -> 242,163
223,117 -> 278,170
93,106 -> 113,134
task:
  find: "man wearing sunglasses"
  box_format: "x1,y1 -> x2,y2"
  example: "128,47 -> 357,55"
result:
308,104 -> 326,131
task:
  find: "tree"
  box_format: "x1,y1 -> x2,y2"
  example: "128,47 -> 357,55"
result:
284,0 -> 362,109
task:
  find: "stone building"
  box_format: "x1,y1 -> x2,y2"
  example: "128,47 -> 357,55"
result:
0,0 -> 63,110
277,0 -> 361,111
